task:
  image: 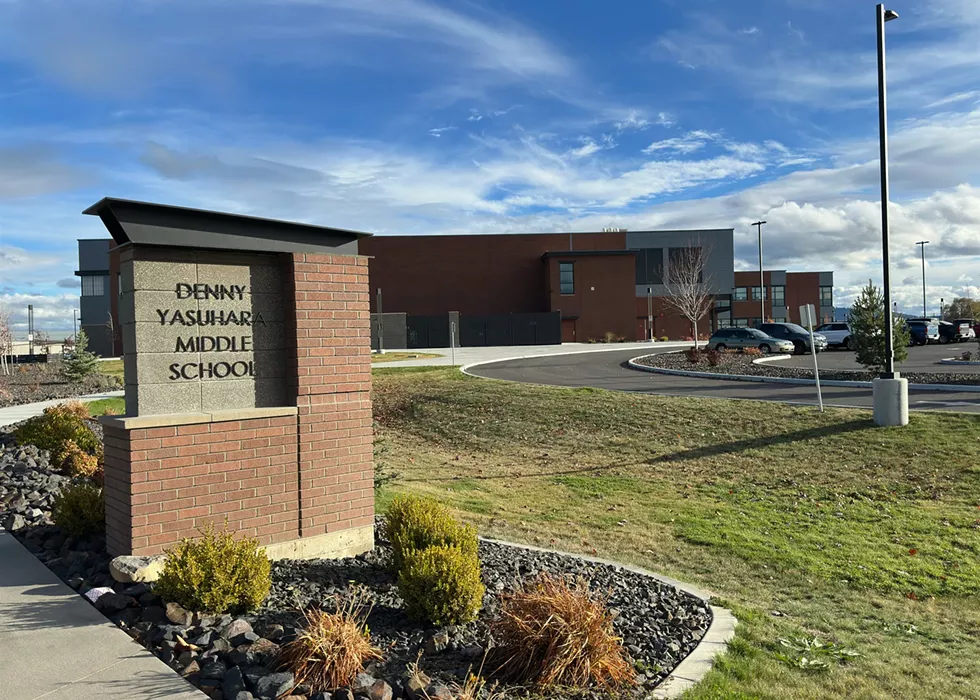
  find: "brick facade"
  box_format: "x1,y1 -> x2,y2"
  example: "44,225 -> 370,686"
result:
103,415 -> 299,556
102,251 -> 375,558
289,253 -> 375,539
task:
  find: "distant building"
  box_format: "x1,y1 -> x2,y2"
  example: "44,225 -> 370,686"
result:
729,270 -> 836,328
78,219 -> 836,353
75,239 -> 118,357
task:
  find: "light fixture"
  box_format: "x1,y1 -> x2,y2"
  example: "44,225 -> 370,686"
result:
884,9 -> 899,21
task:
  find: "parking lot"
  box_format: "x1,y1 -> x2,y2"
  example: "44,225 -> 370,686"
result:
781,340 -> 980,374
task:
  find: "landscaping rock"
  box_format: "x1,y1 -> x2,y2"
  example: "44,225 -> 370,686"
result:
95,593 -> 137,614
167,602 -> 194,626
424,683 -> 452,700
221,618 -> 254,641
222,666 -> 247,698
110,554 -> 166,583
3,513 -> 26,531
425,630 -> 450,655
254,672 -> 295,700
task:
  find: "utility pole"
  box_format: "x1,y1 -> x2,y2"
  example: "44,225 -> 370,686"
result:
376,288 -> 384,355
752,221 -> 766,325
647,287 -> 653,341
916,241 -> 928,318
28,304 -> 34,358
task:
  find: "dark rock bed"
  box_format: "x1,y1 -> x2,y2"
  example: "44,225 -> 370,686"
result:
635,351 -> 980,386
1,429 -> 712,700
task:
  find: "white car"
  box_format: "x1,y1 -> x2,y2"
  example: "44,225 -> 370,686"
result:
814,322 -> 855,350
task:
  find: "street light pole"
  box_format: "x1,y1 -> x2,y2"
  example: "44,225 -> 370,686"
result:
873,4 -> 906,427
916,241 -> 929,318
752,220 -> 767,326
877,4 -> 899,377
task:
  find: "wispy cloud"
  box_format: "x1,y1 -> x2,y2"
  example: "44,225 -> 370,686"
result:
428,126 -> 458,137
644,130 -> 719,155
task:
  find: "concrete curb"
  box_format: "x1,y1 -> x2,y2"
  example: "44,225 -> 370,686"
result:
459,342 -> 693,377
627,355 -> 980,393
939,358 -> 980,366
480,537 -> 735,699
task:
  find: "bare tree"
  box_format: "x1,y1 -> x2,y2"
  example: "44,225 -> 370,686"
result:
106,312 -> 121,354
660,243 -> 715,349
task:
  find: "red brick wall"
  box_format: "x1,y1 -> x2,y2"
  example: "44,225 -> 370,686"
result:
103,415 -> 299,556
289,253 -> 374,539
634,297 -> 715,341
360,231 -> 628,316
545,254 -> 636,341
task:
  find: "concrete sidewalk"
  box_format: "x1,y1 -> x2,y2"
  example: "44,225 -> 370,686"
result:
0,531 -> 205,700
374,341 -> 690,369
0,391 -> 124,427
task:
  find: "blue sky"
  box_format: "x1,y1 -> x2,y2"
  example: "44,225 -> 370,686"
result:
2,0 -> 980,333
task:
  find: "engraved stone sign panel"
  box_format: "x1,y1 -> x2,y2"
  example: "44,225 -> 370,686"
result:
121,249 -> 289,415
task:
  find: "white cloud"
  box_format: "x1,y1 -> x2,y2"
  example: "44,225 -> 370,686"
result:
428,126 -> 457,137
614,110 -> 651,132
0,293 -> 78,335
644,131 -> 718,155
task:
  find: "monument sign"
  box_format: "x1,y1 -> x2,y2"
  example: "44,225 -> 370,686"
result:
86,198 -> 375,560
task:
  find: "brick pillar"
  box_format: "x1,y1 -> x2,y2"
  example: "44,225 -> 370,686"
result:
289,253 -> 375,542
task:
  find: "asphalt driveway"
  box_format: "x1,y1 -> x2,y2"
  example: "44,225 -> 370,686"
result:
466,347 -> 980,414
782,341 -> 979,373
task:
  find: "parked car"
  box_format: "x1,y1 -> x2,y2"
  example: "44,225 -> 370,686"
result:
906,321 -> 939,346
814,322 -> 855,350
951,319 -> 976,341
757,322 -> 828,355
707,328 -> 795,354
908,318 -> 949,344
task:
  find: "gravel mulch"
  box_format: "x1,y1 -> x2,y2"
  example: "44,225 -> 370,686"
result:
0,361 -> 122,408
1,428 -> 713,700
636,351 -> 980,386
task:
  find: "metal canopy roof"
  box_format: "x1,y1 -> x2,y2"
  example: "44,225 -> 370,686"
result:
83,197 -> 371,254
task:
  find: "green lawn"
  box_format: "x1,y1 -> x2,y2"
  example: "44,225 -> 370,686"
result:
371,351 -> 442,363
86,397 -> 125,416
373,367 -> 980,700
98,359 -> 124,381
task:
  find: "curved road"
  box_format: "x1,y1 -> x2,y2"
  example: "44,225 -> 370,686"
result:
467,348 -> 980,414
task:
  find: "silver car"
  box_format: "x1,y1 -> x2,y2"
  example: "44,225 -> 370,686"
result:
707,328 -> 796,354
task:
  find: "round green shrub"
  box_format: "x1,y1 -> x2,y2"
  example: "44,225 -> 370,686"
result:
52,482 -> 105,537
14,402 -> 100,457
386,495 -> 478,571
398,544 -> 485,625
154,522 -> 271,614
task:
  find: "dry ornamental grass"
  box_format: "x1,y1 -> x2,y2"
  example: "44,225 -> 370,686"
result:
277,591 -> 383,692
489,574 -> 635,689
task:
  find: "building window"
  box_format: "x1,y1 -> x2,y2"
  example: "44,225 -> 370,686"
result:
81,275 -> 105,297
668,247 -> 703,283
771,285 -> 785,306
820,286 -> 833,307
734,287 -> 748,301
635,248 -> 664,285
733,318 -> 750,328
559,262 -> 574,295
751,286 -> 764,301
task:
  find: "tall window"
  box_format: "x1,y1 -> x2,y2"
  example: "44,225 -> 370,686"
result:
81,275 -> 105,297
820,286 -> 833,307
559,262 -> 575,295
634,248 -> 663,285
751,286 -> 764,301
734,287 -> 748,301
771,285 -> 785,307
